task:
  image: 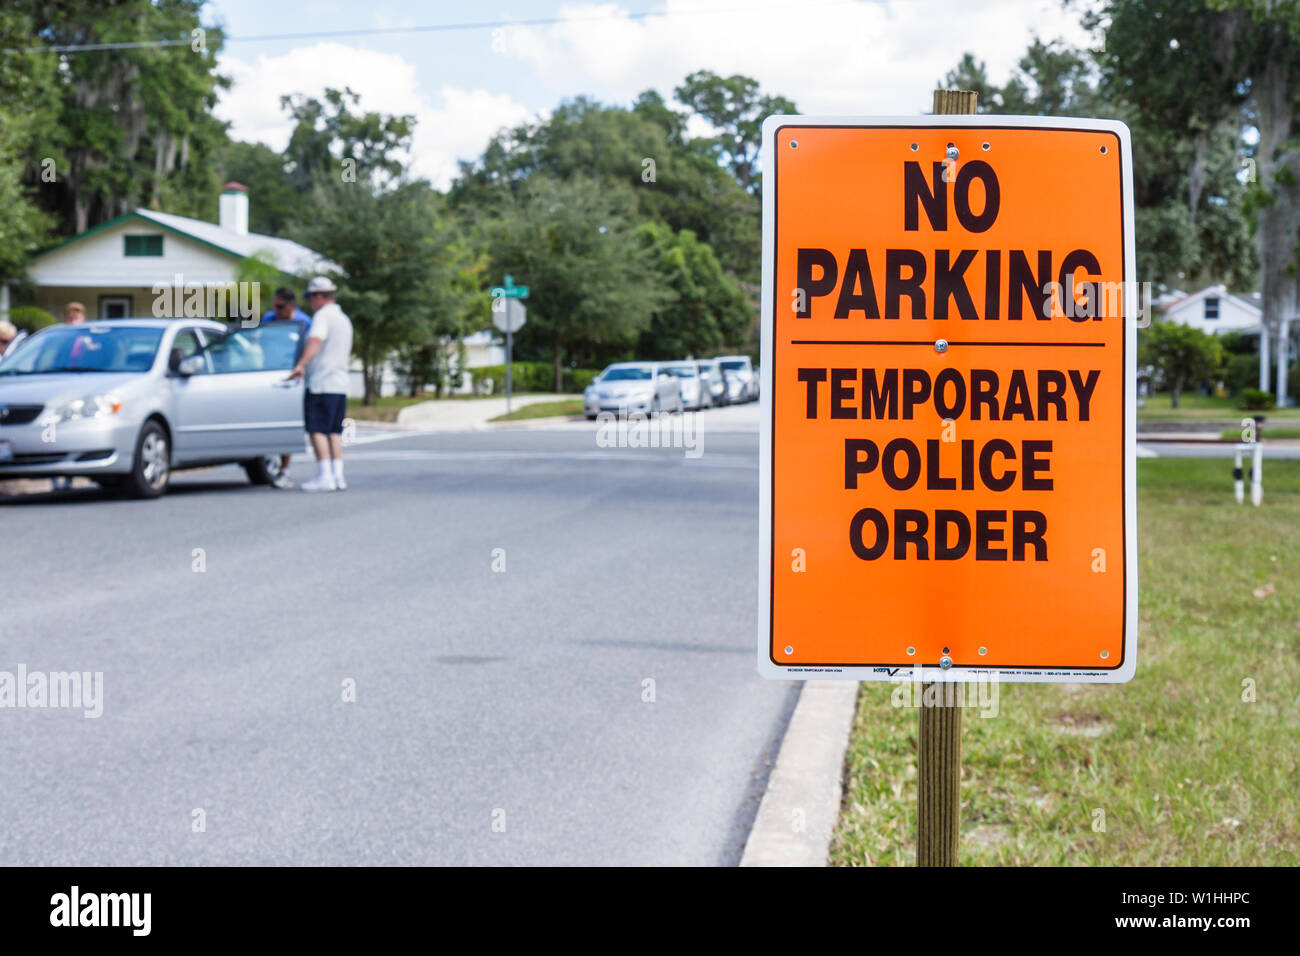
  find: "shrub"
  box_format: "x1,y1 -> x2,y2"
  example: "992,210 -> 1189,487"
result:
8,305 -> 56,333
470,362 -> 600,395
1222,352 -> 1258,396
1238,388 -> 1275,411
566,368 -> 600,391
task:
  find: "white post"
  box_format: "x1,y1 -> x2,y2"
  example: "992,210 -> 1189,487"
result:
1277,316 -> 1291,407
1259,325 -> 1270,391
1234,446 -> 1245,504
1251,443 -> 1263,507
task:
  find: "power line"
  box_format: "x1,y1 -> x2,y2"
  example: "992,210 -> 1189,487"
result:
3,2 -> 860,55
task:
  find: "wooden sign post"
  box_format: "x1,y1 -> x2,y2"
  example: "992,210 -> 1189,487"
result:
917,88 -> 977,868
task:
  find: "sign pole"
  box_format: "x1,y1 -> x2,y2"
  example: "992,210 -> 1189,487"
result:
489,276 -> 529,416
916,87 -> 978,868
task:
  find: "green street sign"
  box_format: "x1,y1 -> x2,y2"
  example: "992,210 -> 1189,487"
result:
490,274 -> 529,299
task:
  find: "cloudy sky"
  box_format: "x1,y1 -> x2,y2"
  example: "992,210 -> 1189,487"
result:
209,0 -> 1096,189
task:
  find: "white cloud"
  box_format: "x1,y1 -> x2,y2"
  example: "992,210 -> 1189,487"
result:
215,42 -> 535,189
503,0 -> 1097,115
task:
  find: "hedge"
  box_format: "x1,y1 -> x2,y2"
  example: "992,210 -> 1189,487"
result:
469,362 -> 598,395
8,305 -> 56,333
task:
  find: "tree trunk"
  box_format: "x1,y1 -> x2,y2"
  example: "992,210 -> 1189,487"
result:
1253,40 -> 1300,406
362,354 -> 375,406
554,341 -> 564,393
1171,375 -> 1184,409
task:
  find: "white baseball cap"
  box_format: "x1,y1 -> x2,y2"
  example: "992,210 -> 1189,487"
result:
304,276 -> 338,295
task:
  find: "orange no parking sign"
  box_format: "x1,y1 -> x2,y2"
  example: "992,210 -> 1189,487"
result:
757,116 -> 1137,683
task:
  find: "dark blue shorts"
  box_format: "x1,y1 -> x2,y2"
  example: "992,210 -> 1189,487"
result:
304,391 -> 347,434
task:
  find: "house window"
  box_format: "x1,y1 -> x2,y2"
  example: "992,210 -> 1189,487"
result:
98,296 -> 133,319
124,234 -> 163,257
1204,296 -> 1220,320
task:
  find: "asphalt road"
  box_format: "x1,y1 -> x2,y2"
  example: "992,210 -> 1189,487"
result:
0,414 -> 799,865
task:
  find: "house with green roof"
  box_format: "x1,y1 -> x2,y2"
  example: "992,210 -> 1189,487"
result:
13,183 -> 332,321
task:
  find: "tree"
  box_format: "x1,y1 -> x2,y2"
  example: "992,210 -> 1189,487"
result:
0,6 -> 59,278
21,0 -> 230,234
281,87 -> 414,192
235,252 -> 296,316
943,39 -> 1104,116
634,222 -> 752,358
291,181 -> 461,403
1139,320 -> 1226,407
393,236 -> 490,398
451,92 -> 763,282
944,17 -> 1259,293
1096,0 -> 1300,401
481,176 -> 672,389
674,70 -> 797,193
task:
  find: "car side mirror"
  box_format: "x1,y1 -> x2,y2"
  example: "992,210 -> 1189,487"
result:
178,354 -> 205,377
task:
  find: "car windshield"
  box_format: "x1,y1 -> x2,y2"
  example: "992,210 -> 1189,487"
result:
0,325 -> 163,375
720,360 -> 748,372
665,366 -> 696,378
601,367 -> 652,381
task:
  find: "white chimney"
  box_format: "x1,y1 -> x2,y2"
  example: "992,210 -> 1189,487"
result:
219,182 -> 249,235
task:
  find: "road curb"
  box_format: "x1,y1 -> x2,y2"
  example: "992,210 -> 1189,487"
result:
487,415 -> 586,429
740,680 -> 859,867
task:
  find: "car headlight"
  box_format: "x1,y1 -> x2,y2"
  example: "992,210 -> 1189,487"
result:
44,394 -> 123,424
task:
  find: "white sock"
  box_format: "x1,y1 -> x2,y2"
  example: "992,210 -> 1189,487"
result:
331,459 -> 345,483
316,462 -> 332,482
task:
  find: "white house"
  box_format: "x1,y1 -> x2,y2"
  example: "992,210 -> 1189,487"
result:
6,184 -> 332,323
1162,285 -> 1262,335
1162,284 -> 1296,403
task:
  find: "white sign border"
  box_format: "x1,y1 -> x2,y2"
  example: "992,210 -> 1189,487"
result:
756,113 -> 1138,684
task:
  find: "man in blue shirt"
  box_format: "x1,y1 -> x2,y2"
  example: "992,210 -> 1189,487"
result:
261,286 -> 311,488
261,286 -> 312,332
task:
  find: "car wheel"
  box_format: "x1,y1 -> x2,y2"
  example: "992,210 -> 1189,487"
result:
127,421 -> 170,499
244,455 -> 284,486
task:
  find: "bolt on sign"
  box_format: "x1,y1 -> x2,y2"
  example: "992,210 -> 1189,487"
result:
757,115 -> 1137,683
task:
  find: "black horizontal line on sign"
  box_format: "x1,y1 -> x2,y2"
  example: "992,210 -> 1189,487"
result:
788,340 -> 1108,347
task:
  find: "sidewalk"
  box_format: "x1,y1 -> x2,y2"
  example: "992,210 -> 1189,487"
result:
393,394 -> 579,430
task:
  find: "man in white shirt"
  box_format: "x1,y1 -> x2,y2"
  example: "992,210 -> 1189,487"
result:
287,276 -> 354,492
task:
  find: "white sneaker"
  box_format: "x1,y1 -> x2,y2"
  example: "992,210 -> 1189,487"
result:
301,476 -> 338,493
334,477 -> 347,491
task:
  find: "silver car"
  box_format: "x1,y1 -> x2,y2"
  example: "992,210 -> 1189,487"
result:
663,361 -> 711,410
0,318 -> 306,498
583,361 -> 684,419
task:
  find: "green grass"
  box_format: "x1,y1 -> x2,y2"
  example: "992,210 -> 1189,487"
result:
1219,427 -> 1300,441
831,457 -> 1300,866
1138,392 -> 1300,420
489,399 -> 585,422
345,394 -> 493,422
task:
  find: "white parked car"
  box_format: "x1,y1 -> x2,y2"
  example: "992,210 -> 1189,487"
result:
695,359 -> 728,407
584,362 -> 684,419
662,361 -> 711,410
716,354 -> 758,402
